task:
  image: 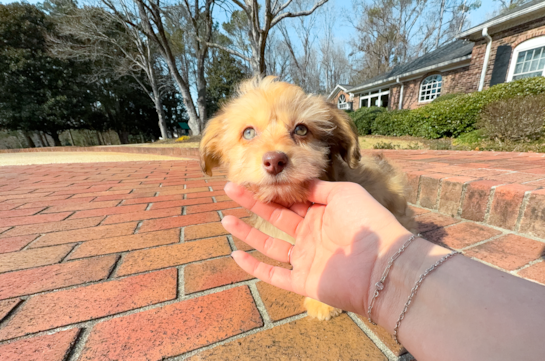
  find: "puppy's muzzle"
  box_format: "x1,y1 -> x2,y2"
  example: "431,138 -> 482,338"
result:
263,151 -> 288,175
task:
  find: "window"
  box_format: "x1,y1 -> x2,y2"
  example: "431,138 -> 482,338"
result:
419,75 -> 442,102
337,94 -> 350,110
508,36 -> 545,81
359,89 -> 389,109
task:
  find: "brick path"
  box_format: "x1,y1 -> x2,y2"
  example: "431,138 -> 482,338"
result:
0,151 -> 544,361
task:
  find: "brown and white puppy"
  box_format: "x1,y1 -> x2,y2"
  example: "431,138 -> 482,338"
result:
200,76 -> 416,321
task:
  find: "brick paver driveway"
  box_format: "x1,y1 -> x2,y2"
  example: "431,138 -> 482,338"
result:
0,153 -> 544,360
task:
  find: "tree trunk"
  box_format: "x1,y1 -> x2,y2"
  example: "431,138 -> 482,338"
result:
50,131 -> 62,146
40,132 -> 50,147
22,131 -> 36,148
95,131 -> 102,145
68,129 -> 75,146
119,131 -> 129,144
149,69 -> 169,139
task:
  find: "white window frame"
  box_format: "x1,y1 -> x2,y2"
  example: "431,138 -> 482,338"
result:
507,36 -> 545,82
359,89 -> 390,108
419,74 -> 442,103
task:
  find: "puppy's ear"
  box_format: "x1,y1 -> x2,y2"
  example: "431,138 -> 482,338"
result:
327,104 -> 361,168
199,114 -> 225,176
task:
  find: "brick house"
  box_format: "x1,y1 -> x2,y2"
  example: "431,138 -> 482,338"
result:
328,0 -> 545,111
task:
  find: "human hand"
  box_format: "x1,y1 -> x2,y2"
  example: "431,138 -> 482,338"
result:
222,179 -> 414,317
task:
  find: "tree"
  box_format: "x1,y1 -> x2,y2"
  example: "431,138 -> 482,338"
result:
201,0 -> 330,76
0,3 -> 95,146
205,49 -> 247,116
493,0 -> 529,11
50,4 -> 171,139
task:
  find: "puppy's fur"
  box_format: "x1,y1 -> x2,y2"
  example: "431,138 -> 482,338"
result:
200,76 -> 416,320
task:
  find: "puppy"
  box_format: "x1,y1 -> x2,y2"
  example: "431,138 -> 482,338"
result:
200,76 -> 416,321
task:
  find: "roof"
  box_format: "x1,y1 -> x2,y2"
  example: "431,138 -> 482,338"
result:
328,40 -> 473,98
458,0 -> 545,40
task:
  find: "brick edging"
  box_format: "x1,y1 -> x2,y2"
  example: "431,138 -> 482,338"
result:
0,146 -> 200,158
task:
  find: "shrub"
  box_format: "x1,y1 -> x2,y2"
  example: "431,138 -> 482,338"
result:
432,93 -> 465,103
348,106 -> 386,135
371,77 -> 545,139
477,95 -> 545,141
373,141 -> 398,149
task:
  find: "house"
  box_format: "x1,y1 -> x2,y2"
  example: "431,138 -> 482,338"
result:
328,0 -> 545,111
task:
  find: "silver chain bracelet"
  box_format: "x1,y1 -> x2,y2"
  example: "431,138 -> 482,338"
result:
393,250 -> 461,344
367,233 -> 420,325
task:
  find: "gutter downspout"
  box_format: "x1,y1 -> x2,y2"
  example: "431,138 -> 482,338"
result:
478,27 -> 492,91
396,77 -> 404,109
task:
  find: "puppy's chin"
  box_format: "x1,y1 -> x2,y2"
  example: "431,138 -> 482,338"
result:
245,181 -> 310,206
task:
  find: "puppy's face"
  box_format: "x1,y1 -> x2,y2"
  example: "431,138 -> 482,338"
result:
200,77 -> 360,204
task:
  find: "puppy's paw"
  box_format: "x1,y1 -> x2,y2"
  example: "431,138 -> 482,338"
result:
304,297 -> 342,321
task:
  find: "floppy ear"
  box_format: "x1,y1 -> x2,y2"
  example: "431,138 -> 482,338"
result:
199,114 -> 225,176
326,103 -> 361,168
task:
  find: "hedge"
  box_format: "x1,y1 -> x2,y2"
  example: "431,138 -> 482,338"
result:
348,106 -> 386,135
371,77 -> 545,139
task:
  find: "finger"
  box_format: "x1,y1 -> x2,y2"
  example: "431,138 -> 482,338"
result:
289,201 -> 313,218
222,215 -> 293,263
224,182 -> 303,237
231,250 -> 294,293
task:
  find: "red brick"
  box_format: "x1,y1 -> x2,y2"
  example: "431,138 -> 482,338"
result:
0,192 -> 53,201
357,315 -> 406,356
416,212 -> 460,233
79,286 -> 262,361
29,222 -> 137,248
42,200 -> 120,213
0,227 -> 9,234
185,201 -> 239,214
518,261 -> 545,285
0,269 -> 177,341
185,314 -> 386,361
488,184 -> 536,230
156,187 -> 210,196
409,205 -> 430,216
0,329 -> 79,361
215,195 -> 232,202
423,222 -> 502,250
0,212 -> 72,227
0,202 -> 25,211
464,234 -> 545,271
221,208 -> 251,218
255,281 -> 305,321
71,204 -> 147,219
184,256 -> 254,293
186,190 -> 226,199
92,191 -> 156,202
0,207 -> 46,219
150,197 -> 213,210
67,190 -> 132,199
1,216 -> 104,237
67,229 -> 180,259
184,221 -> 229,240
117,236 -> 231,276
0,235 -> 37,254
17,196 -> 95,209
0,244 -> 74,273
518,189 -> 545,238
0,255 -> 117,300
0,299 -> 21,321
461,180 -> 503,221
122,194 -> 185,205
138,212 -> 219,233
437,177 -> 475,217
102,207 -> 182,225
418,174 -> 444,209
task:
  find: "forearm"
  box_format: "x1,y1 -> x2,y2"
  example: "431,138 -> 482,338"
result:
372,237 -> 545,361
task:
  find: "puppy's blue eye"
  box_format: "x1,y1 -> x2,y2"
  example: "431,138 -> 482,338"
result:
243,127 -> 256,140
294,124 -> 308,136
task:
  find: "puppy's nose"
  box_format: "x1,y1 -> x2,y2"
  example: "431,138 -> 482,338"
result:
262,152 -> 288,175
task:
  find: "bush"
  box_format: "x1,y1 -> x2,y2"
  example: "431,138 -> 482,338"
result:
348,106 -> 386,135
477,95 -> 545,141
371,77 -> 545,139
432,93 -> 465,103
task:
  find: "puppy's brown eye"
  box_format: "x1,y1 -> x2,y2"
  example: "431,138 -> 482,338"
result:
294,124 -> 308,136
243,127 -> 256,140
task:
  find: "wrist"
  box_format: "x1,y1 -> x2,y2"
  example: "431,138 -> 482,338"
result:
367,235 -> 451,333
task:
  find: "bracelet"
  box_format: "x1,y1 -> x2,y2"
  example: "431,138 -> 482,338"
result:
367,233 -> 420,325
393,250 -> 461,344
